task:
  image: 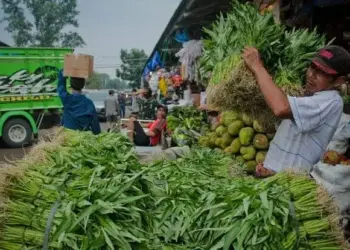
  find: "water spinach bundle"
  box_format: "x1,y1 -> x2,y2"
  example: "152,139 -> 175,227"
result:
0,130 -> 348,249
201,1 -> 325,128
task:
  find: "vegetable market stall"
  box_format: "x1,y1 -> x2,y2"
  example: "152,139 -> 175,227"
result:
3,1 -> 350,249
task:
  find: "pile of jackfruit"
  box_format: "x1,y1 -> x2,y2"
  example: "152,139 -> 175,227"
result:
199,111 -> 275,172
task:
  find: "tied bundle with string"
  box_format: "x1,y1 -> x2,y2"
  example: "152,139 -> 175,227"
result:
202,1 -> 326,130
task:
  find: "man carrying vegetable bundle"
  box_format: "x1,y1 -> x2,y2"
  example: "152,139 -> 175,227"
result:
242,45 -> 350,176
127,105 -> 167,146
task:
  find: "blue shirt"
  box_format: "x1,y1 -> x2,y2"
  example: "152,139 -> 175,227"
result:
265,90 -> 343,173
57,70 -> 101,135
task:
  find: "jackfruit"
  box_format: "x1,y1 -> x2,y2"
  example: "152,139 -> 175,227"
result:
240,146 -> 257,161
253,134 -> 269,150
239,127 -> 255,146
228,121 -> 244,136
231,138 -> 241,154
224,146 -> 234,154
242,113 -> 253,126
253,120 -> 266,133
216,125 -> 227,137
256,151 -> 267,164
245,160 -> 257,173
222,133 -> 233,148
215,138 -> 223,147
221,111 -> 240,126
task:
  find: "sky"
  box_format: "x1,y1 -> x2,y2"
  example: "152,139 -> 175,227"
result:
0,0 -> 181,77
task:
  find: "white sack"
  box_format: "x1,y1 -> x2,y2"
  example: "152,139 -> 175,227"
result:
327,113 -> 350,154
310,162 -> 350,213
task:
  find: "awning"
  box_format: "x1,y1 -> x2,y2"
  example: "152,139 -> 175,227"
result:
143,0 -> 233,73
143,0 -> 350,75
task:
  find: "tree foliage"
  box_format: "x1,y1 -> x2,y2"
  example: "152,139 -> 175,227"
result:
1,0 -> 85,47
116,48 -> 148,89
86,72 -> 128,90
106,79 -> 128,90
86,72 -> 110,90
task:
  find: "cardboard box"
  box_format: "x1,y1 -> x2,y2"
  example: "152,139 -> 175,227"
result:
64,54 -> 94,79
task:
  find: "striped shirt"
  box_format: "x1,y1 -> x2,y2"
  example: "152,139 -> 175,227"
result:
265,90 -> 343,173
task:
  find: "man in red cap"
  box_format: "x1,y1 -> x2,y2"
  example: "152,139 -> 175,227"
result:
242,45 -> 350,176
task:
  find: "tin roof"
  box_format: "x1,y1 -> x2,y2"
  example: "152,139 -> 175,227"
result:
143,0 -> 233,72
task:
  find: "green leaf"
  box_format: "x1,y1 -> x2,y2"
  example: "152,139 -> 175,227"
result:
243,197 -> 250,216
223,224 -> 240,250
260,191 -> 269,208
69,204 -> 99,231
102,227 -> 115,250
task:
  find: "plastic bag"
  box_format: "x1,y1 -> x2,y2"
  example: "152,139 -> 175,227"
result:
327,114 -> 350,154
149,74 -> 159,93
310,162 -> 350,213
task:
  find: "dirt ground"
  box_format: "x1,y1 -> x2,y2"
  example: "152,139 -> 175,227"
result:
0,123 -> 109,166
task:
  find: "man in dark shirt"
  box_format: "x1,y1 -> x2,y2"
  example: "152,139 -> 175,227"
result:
57,70 -> 101,134
118,92 -> 126,118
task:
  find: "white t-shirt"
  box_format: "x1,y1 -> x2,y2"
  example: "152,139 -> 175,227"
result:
131,96 -> 139,113
265,90 -> 343,173
149,75 -> 159,93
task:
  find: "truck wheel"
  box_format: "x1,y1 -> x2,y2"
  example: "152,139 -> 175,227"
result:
2,118 -> 33,148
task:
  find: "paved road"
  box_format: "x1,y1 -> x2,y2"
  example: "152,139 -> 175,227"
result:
0,143 -> 30,165
0,123 -> 109,166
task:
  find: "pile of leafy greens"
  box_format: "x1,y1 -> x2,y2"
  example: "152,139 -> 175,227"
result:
0,130 -> 344,250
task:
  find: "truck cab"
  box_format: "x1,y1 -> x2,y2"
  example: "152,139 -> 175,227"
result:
0,47 -> 73,148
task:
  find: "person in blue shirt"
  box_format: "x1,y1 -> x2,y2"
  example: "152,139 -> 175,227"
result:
57,70 -> 101,134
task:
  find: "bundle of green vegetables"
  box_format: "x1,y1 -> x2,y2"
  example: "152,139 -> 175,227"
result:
201,1 -> 326,128
167,106 -> 209,146
0,129 -> 348,250
0,130 -> 149,250
268,172 -> 347,250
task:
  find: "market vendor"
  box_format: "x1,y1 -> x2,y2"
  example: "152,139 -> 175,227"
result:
242,45 -> 350,176
127,105 -> 167,146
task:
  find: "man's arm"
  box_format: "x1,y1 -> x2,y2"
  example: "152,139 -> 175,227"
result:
242,47 -> 292,119
57,70 -> 69,102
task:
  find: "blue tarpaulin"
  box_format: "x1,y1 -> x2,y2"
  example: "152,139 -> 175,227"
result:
143,51 -> 163,78
175,29 -> 189,44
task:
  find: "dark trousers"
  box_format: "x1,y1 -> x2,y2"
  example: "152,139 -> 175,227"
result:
133,121 -> 150,146
120,104 -> 126,118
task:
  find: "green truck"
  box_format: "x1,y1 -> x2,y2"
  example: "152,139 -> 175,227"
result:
0,47 -> 73,148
